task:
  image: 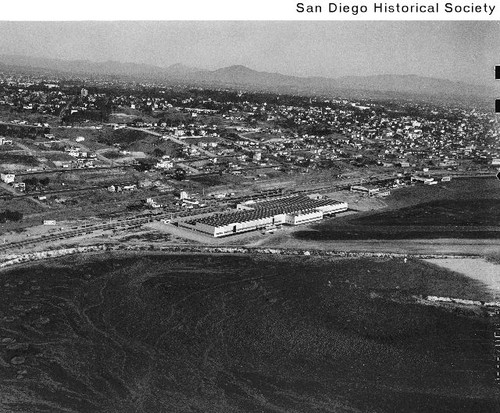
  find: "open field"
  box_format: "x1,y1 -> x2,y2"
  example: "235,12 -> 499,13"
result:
385,177 -> 500,208
355,199 -> 500,227
296,226 -> 500,240
0,252 -> 498,413
294,178 -> 500,241
0,153 -> 40,167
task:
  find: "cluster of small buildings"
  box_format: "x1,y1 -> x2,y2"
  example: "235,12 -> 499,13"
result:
179,194 -> 348,237
411,175 -> 451,185
107,183 -> 137,192
246,102 -> 498,172
0,173 -> 25,191
350,185 -> 391,197
141,94 -> 498,177
3,69 -> 497,176
155,157 -> 174,170
0,75 -> 66,116
63,146 -> 98,168
0,70 -> 497,221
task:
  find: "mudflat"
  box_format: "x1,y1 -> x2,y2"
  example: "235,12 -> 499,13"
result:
0,252 -> 498,412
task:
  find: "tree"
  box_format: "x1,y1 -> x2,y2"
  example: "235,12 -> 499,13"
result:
39,177 -> 50,186
0,210 -> 23,223
23,177 -> 38,187
174,168 -> 187,181
153,148 -> 165,158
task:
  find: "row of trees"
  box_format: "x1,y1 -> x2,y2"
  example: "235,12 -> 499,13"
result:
0,124 -> 50,140
24,177 -> 50,187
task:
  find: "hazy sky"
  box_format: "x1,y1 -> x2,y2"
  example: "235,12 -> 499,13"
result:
0,21 -> 498,84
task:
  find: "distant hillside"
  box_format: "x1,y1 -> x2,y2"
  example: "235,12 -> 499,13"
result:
201,65 -> 302,87
0,55 -> 166,77
166,63 -> 204,76
0,54 -> 495,100
334,74 -> 493,98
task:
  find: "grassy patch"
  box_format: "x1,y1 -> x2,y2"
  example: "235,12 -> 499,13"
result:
0,152 -> 40,166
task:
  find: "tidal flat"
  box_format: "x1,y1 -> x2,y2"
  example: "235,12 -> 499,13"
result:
0,252 -> 499,412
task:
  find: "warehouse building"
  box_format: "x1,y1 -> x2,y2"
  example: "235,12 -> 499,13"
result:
179,195 -> 348,237
350,184 -> 380,197
411,176 -> 434,184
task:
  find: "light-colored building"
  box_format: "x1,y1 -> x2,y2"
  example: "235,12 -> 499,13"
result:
155,159 -> 174,169
376,189 -> 391,197
411,176 -> 434,184
146,198 -> 162,208
284,210 -> 323,226
180,195 -> 348,237
12,182 -> 26,191
0,173 -> 15,184
0,137 -> 13,145
350,185 -> 380,197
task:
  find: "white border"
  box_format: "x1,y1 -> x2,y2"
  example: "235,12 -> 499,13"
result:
1,0 -> 499,21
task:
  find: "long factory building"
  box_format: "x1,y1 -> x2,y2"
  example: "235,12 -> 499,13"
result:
179,195 -> 348,237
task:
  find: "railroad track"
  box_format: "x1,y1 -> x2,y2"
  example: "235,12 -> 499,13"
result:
0,207 -> 221,253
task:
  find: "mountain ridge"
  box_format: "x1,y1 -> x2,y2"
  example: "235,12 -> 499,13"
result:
0,54 -> 494,99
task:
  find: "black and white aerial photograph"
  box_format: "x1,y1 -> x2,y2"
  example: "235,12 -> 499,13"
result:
0,19 -> 499,413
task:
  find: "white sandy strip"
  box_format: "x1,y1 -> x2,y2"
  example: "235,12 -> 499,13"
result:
424,258 -> 500,301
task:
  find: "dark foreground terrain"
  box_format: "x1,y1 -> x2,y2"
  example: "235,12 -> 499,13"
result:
0,253 -> 499,412
296,178 -> 500,241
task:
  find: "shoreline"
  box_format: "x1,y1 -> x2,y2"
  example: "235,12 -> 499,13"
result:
0,241 -> 485,272
2,243 -> 499,314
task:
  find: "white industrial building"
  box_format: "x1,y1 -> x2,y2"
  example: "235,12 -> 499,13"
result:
179,195 -> 348,237
1,173 -> 15,184
350,185 -> 380,197
284,210 -> 324,226
411,176 -> 435,184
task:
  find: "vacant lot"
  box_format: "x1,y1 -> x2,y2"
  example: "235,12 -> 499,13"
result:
0,152 -> 40,167
356,199 -> 500,227
296,178 -> 500,240
386,177 -> 500,209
